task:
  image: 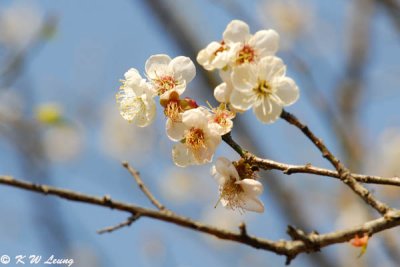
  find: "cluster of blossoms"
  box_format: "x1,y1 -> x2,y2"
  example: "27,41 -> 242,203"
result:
198,20 -> 299,123
116,20 -> 300,213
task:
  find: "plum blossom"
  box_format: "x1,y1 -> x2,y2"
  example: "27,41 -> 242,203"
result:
223,20 -> 279,66
116,68 -> 156,127
145,54 -> 196,99
171,108 -> 221,167
211,157 -> 264,213
208,104 -> 235,135
230,56 -> 299,123
197,20 -> 279,71
197,41 -> 239,71
160,91 -> 199,141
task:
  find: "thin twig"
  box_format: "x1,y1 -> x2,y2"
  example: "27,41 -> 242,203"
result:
222,133 -> 400,186
122,161 -> 166,211
1,175 -> 400,263
280,110 -> 391,215
97,215 -> 140,234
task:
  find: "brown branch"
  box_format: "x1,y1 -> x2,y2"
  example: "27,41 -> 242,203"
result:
122,161 -> 166,211
222,133 -> 400,186
97,215 -> 140,234
1,175 -> 400,263
280,110 -> 391,215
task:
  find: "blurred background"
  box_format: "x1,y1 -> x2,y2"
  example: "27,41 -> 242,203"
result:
0,0 -> 399,266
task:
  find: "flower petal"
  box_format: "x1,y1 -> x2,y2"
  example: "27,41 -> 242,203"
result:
172,142 -> 195,167
236,179 -> 263,196
230,89 -> 255,111
145,54 -> 171,79
166,119 -> 186,141
239,195 -> 264,213
223,20 -> 250,43
124,68 -> 143,87
214,82 -> 232,103
231,64 -> 257,91
134,94 -> 156,127
249,29 -> 280,58
182,108 -> 208,128
253,97 -> 282,123
258,56 -> 286,81
170,56 -> 196,83
273,77 -> 299,106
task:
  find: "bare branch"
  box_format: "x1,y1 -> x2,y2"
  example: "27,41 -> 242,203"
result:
122,161 -> 166,211
280,110 -> 391,215
97,215 -> 140,234
1,175 -> 400,263
222,133 -> 400,186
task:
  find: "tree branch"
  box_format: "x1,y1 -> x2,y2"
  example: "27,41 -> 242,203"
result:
280,110 -> 391,215
222,133 -> 400,186
122,161 -> 166,211
1,175 -> 400,264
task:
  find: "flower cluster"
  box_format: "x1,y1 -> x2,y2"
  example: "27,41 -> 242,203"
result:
115,20 -> 300,213
116,54 -> 234,167
197,20 -> 299,123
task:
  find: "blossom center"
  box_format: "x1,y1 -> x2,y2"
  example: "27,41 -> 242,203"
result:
220,177 -> 244,210
164,100 -> 182,122
214,41 -> 227,56
214,110 -> 231,127
254,80 -> 272,99
185,127 -> 205,150
155,76 -> 178,95
236,44 -> 255,65
120,96 -> 146,122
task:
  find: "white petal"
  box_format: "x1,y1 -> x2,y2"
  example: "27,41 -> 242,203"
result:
239,195 -> 264,213
258,56 -> 286,81
212,157 -> 239,183
236,179 -> 263,196
182,108 -> 208,128
170,56 -> 196,83
273,77 -> 299,106
124,68 -> 142,87
230,90 -> 255,111
214,82 -> 232,103
166,119 -> 186,141
172,143 -> 195,167
134,94 -> 156,127
231,64 -> 257,91
145,54 -> 171,79
253,98 -> 282,123
197,42 -> 221,70
218,68 -> 232,83
249,29 -> 279,58
223,20 -> 250,43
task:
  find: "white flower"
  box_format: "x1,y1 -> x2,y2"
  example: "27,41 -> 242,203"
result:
197,41 -> 239,71
211,157 -> 264,213
230,56 -> 299,123
145,54 -> 196,99
223,20 -> 279,65
208,106 -> 235,135
171,108 -> 221,167
116,68 -> 156,127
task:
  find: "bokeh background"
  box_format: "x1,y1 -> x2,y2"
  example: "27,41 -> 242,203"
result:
0,0 -> 399,266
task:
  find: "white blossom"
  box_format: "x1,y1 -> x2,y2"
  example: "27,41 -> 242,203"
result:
145,54 -> 196,99
197,41 -> 239,71
230,56 -> 299,123
223,20 -> 279,66
208,106 -> 235,135
171,108 -> 221,167
211,157 -> 264,213
116,68 -> 156,127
